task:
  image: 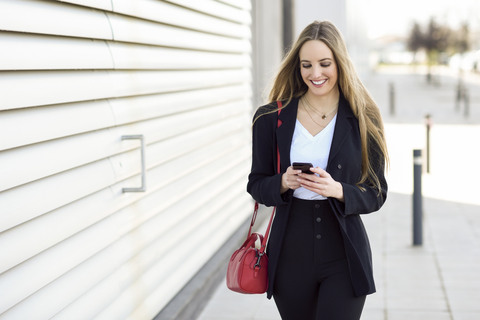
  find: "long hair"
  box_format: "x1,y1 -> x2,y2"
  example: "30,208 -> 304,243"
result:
258,20 -> 389,193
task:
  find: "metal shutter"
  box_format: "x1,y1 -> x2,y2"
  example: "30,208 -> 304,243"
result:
0,0 -> 253,319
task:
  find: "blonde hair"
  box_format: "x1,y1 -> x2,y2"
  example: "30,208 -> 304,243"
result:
258,20 -> 389,193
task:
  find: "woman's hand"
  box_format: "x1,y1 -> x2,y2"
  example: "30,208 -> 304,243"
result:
297,167 -> 345,202
280,166 -> 302,193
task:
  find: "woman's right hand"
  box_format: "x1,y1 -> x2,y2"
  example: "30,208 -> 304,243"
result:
280,166 -> 302,193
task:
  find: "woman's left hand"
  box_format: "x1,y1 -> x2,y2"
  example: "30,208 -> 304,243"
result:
297,167 -> 345,202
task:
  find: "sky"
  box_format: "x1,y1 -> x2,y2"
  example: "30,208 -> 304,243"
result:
366,0 -> 480,39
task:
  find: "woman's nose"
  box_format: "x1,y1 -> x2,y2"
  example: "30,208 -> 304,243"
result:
311,66 -> 323,79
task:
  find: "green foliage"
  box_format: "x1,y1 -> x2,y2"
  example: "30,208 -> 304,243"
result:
407,18 -> 471,62
407,22 -> 423,52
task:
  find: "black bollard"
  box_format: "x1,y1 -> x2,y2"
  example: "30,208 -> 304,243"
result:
455,80 -> 463,111
389,82 -> 395,116
464,88 -> 470,118
425,115 -> 432,173
413,149 -> 423,246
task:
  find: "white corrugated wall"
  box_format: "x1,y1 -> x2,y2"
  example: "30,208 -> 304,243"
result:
0,0 -> 253,319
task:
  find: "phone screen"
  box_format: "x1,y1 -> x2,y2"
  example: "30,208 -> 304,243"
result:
292,162 -> 314,174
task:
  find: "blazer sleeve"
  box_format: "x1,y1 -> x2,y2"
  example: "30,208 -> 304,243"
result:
247,110 -> 290,207
334,146 -> 388,217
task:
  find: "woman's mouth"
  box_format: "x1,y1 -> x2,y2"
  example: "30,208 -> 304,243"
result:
310,79 -> 327,87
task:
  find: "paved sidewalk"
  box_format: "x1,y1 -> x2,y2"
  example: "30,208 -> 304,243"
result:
197,194 -> 480,320
197,67 -> 480,320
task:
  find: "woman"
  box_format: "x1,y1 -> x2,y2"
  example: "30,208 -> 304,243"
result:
247,21 -> 388,320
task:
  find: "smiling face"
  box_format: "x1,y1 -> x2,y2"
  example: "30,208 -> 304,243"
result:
299,40 -> 338,99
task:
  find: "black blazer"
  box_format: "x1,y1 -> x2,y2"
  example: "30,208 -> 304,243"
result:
247,94 -> 387,299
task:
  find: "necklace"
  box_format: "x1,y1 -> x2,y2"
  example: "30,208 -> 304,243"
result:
301,98 -> 326,128
303,95 -> 338,120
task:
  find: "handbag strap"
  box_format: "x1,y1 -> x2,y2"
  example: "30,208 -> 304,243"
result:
248,101 -> 283,238
253,101 -> 282,255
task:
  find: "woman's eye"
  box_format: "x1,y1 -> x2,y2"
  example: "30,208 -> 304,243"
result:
302,64 -> 312,68
321,63 -> 331,67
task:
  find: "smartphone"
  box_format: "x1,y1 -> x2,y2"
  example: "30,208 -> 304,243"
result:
292,162 -> 314,174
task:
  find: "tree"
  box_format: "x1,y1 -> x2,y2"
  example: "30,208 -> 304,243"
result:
407,22 -> 423,57
455,22 -> 470,55
407,18 -> 452,83
452,22 -> 471,100
423,18 -> 451,82
406,18 -> 472,83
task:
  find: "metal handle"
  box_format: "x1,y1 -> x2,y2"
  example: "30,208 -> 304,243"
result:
121,135 -> 146,193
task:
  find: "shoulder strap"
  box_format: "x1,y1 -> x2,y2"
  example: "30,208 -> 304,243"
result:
276,101 -> 282,174
257,101 -> 283,254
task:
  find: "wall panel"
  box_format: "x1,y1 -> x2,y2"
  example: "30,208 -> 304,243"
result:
108,42 -> 251,70
0,69 -> 250,111
164,0 -> 251,24
0,85 -> 250,151
107,12 -> 250,52
57,0 -> 113,11
217,0 -> 252,10
0,0 -> 253,318
112,0 -> 249,38
0,102 -> 248,191
0,129 -> 248,275
0,32 -> 113,71
0,0 -> 113,39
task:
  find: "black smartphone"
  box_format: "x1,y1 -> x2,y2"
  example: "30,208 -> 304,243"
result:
292,162 -> 314,174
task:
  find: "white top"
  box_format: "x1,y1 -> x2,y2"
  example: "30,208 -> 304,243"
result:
290,114 -> 337,200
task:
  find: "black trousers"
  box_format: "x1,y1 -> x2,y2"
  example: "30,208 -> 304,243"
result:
272,198 -> 366,320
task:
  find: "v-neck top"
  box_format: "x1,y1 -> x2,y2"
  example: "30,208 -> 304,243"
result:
290,113 -> 337,200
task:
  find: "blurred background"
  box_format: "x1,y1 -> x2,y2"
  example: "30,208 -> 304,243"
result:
0,0 -> 479,319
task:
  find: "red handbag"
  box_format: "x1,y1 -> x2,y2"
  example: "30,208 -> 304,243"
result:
226,102 -> 282,294
226,204 -> 275,294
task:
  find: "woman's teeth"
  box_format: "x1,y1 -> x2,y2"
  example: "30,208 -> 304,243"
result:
312,80 -> 327,85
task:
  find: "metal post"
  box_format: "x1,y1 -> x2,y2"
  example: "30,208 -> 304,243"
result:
389,82 -> 395,116
455,79 -> 462,111
464,88 -> 470,118
455,78 -> 465,111
413,149 -> 423,246
425,115 -> 431,173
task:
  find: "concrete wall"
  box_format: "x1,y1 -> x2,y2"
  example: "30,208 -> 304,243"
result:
251,0 -> 285,108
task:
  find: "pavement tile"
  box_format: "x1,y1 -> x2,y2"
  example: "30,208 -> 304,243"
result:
386,297 -> 449,311
387,310 -> 452,320
360,308 -> 385,320
446,289 -> 480,300
386,288 -> 446,299
452,312 -> 480,320
449,298 -> 480,312
364,294 -> 385,309
252,301 -> 281,320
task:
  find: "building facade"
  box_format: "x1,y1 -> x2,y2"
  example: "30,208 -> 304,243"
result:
0,0 -> 369,318
0,0 -> 265,319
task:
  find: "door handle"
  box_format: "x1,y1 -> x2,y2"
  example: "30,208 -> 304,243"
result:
121,135 -> 146,192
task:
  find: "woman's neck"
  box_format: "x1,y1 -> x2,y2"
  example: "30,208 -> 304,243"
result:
304,86 -> 340,112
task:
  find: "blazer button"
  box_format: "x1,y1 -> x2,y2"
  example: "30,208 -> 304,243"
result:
337,164 -> 342,169
316,234 -> 322,239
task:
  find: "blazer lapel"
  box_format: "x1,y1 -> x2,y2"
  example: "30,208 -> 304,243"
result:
276,97 -> 299,172
328,93 -> 353,165
274,94 -> 354,172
